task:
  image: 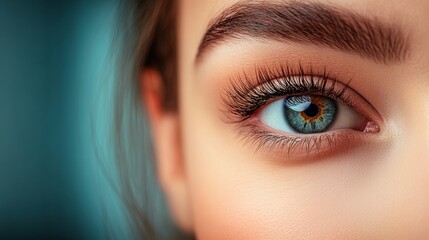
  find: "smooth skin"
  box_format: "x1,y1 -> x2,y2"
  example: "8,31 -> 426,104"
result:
143,0 -> 429,239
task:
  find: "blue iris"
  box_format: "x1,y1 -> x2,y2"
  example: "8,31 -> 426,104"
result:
283,95 -> 337,134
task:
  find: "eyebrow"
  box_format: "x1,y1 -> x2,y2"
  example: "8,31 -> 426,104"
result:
196,1 -> 410,64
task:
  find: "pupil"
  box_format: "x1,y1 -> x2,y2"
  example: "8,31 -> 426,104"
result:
304,104 -> 319,117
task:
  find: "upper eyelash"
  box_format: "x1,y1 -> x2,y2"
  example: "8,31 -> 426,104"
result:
221,62 -> 354,123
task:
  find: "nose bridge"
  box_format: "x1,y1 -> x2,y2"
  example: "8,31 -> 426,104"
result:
390,83 -> 429,237
405,86 -> 429,171
414,84 -> 429,160
413,100 -> 429,158
389,79 -> 429,187
399,82 -> 429,211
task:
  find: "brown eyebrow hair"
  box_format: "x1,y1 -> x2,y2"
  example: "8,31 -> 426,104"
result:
196,1 -> 410,64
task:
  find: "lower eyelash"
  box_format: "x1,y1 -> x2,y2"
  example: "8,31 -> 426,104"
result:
236,122 -> 356,159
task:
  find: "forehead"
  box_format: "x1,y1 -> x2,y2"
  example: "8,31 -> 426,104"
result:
178,0 -> 238,59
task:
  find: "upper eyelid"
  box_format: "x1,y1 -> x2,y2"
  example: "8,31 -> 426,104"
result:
221,65 -> 382,124
243,76 -> 349,113
222,66 -> 343,118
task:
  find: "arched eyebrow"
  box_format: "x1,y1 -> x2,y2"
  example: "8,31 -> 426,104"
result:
196,1 -> 410,64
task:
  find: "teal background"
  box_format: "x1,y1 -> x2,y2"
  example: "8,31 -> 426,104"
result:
0,1 -> 123,239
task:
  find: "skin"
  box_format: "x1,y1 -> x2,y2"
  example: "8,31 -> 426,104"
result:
143,0 -> 429,239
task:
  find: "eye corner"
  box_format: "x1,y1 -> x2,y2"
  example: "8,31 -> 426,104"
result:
361,120 -> 381,133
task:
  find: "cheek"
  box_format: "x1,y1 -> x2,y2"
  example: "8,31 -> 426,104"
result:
182,126 -> 335,239
180,102 -> 429,240
179,97 -> 364,239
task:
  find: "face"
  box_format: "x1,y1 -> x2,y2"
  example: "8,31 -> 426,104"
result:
146,0 -> 429,239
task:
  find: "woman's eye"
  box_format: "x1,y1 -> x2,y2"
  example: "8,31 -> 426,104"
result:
259,95 -> 367,134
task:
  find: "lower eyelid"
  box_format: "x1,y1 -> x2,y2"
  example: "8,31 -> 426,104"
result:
235,120 -> 374,162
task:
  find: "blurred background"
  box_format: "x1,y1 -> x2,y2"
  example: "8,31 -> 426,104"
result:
0,1 -> 128,239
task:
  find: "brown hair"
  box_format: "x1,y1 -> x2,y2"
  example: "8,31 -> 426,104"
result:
108,0 -> 187,239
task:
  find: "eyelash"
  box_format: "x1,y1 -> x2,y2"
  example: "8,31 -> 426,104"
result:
222,63 -> 354,122
221,63 -> 377,156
